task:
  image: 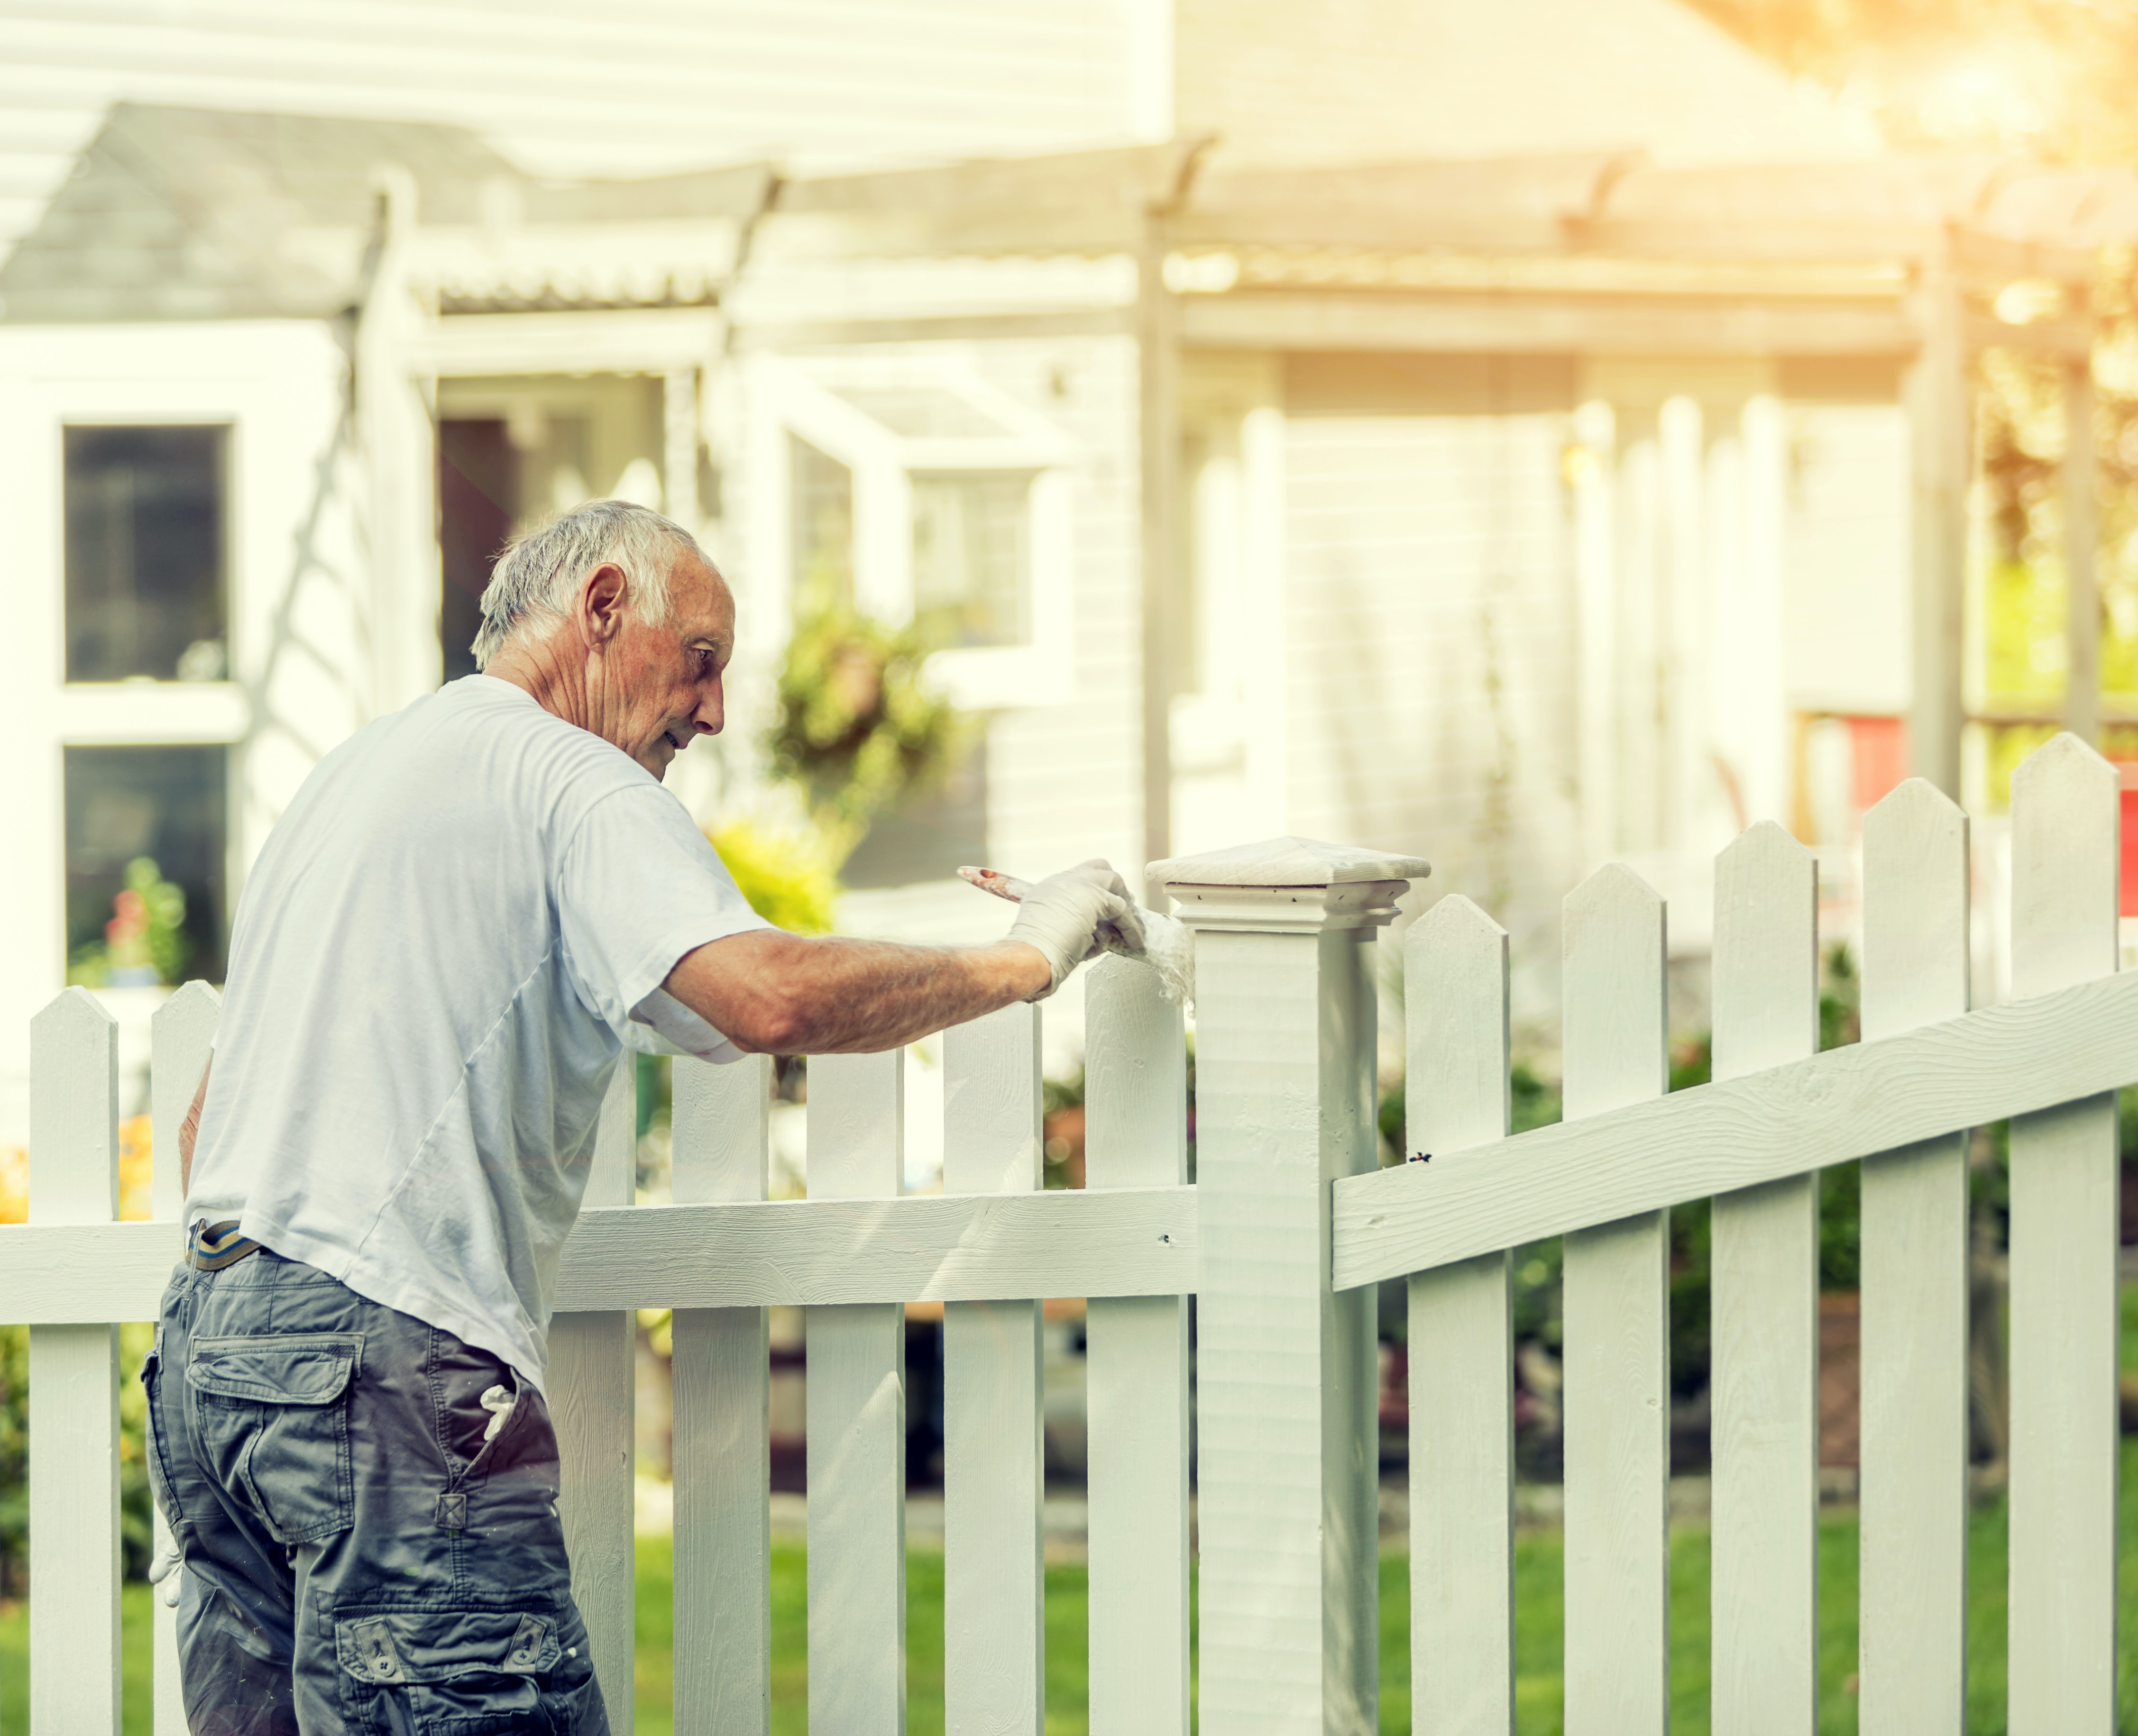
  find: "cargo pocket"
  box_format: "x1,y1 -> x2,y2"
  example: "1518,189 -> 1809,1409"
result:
334,1607 -> 565,1734
185,1333 -> 362,1544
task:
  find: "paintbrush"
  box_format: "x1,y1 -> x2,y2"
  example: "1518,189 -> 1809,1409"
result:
958,866 -> 1194,1008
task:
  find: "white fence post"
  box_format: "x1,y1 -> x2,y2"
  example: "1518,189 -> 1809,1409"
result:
553,1061 -> 639,1734
1403,896 -> 1515,1733
942,1002 -> 1045,1734
671,1051 -> 774,1736
1559,864 -> 1671,1736
2007,732 -> 2121,1735
1709,822 -> 1821,1733
1154,839 -> 1426,1736
28,987 -> 122,1736
1083,955 -> 1191,1736
1858,778 -> 1972,1730
148,983 -> 218,1736
805,1050 -> 907,1734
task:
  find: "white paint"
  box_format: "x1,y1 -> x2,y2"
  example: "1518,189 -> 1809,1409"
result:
1333,962 -> 2138,1287
1083,956 -> 1191,1736
27,989 -> 121,1736
551,1064 -> 638,1735
670,1052 -> 773,1736
942,1004 -> 1045,1736
1403,897 -> 1515,1734
1857,778 -> 1972,1733
805,1051 -> 907,1736
2005,734 -> 2120,1736
1559,865 -> 1670,1736
1708,822 -> 1820,1735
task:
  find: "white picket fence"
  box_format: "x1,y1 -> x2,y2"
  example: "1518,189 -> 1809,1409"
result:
7,731 -> 2132,1733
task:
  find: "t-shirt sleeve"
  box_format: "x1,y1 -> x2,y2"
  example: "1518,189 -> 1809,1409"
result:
553,785 -> 773,1058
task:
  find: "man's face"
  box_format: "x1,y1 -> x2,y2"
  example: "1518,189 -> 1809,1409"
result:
596,556 -> 737,781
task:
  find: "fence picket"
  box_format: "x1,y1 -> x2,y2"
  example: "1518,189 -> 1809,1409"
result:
2007,733 -> 2121,1735
28,988 -> 122,1736
671,1051 -> 774,1736
1560,864 -> 1671,1736
1404,896 -> 1515,1734
148,984 -> 218,1736
1083,957 -> 1191,1736
552,1062 -> 639,1734
806,1049 -> 908,1734
942,1004 -> 1045,1734
1709,822 -> 1821,1735
1858,778 -> 1971,1734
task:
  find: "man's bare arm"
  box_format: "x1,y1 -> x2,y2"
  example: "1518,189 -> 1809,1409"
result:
665,930 -> 1050,1055
179,1058 -> 210,1195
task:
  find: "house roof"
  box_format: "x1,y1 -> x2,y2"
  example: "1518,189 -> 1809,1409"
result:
0,104 -> 772,324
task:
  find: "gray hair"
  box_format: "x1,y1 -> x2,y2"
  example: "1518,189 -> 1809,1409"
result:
470,499 -> 705,670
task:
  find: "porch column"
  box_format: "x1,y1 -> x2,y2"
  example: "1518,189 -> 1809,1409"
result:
1153,838 -> 1430,1736
1906,240 -> 1970,797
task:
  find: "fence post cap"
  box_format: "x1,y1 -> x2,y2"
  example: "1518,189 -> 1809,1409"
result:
1148,837 -> 1430,933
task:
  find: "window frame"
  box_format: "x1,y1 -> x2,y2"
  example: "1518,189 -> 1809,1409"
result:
751,356 -> 1077,710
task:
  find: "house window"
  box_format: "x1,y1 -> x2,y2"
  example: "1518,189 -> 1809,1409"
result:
64,745 -> 228,985
790,434 -> 855,613
439,419 -> 517,682
64,425 -> 229,683
910,472 -> 1032,649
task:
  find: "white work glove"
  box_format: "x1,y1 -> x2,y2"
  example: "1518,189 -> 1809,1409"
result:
148,1537 -> 184,1609
1005,859 -> 1147,999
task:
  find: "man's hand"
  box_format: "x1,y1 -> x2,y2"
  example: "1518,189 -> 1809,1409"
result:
1004,859 -> 1145,999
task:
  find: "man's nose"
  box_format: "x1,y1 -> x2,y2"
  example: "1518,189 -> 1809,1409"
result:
692,682 -> 724,736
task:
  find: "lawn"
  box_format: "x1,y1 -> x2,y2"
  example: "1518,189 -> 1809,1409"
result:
6,1441 -> 2134,1732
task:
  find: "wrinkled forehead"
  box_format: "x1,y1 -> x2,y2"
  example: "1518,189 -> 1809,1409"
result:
668,554 -> 736,637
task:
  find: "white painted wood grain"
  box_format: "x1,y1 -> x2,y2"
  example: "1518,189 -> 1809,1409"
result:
1558,866 -> 1670,1736
1856,778 -> 1971,1736
1082,957 -> 1190,1736
1193,925 -> 1379,1736
671,1052 -> 773,1736
806,1051 -> 907,1735
148,982 -> 217,1736
552,1061 -> 639,1735
28,989 -> 121,1736
0,1182 -> 1200,1324
942,1005 -> 1045,1736
1403,897 -> 1515,1735
2006,734 -> 2120,1736
1709,823 -> 1820,1736
1331,962 -> 2138,1288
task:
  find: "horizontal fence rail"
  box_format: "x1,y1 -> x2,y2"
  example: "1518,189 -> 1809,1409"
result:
1333,961 -> 2138,1289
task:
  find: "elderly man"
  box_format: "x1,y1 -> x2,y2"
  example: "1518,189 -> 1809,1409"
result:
150,499 -> 1136,1733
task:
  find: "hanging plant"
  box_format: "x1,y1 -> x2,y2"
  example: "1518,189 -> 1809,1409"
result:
765,603 -> 969,850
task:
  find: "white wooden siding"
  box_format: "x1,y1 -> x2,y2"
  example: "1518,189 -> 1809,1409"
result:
0,0 -> 1151,258
1283,411 -> 1581,975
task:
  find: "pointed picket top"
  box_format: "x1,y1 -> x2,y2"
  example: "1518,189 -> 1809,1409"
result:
1862,780 -> 1970,1041
1147,835 -> 1431,888
29,987 -> 118,1226
2011,731 -> 2121,996
151,981 -> 221,1223
1713,821 -> 1818,1079
1406,895 -> 1511,1152
1562,863 -> 1668,1117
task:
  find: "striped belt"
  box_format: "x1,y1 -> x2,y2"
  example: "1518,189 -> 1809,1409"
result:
186,1220 -> 264,1272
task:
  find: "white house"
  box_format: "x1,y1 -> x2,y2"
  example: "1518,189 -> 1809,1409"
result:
3,0 -> 2129,1142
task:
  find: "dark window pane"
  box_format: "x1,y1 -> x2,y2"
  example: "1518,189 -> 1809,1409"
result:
790,435 -> 854,614
910,472 -> 1029,648
439,419 -> 518,682
64,426 -> 228,683
842,740 -> 988,890
64,746 -> 227,986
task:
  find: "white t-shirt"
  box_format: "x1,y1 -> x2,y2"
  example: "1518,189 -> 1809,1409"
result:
187,676 -> 771,1389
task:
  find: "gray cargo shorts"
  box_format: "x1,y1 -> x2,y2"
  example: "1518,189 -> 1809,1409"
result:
145,1232 -> 609,1734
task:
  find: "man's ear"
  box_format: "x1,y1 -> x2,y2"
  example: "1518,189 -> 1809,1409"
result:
578,563 -> 630,647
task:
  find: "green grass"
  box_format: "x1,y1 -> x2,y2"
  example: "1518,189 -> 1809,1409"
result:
14,1441 -> 2138,1732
